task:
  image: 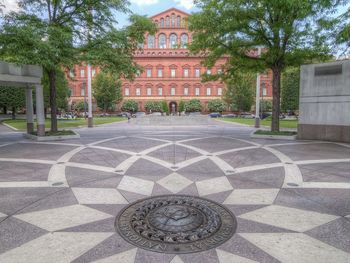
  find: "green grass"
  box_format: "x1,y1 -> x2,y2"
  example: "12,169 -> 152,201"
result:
254,130 -> 297,136
3,117 -> 126,131
218,117 -> 298,129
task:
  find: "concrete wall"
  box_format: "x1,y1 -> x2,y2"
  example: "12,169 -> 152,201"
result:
298,60 -> 350,142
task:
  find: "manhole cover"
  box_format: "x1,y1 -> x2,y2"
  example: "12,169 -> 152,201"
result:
115,195 -> 236,254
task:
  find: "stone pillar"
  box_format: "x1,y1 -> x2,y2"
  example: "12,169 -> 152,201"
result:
35,84 -> 45,136
25,87 -> 34,134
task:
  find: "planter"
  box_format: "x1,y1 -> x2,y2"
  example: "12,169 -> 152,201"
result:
250,130 -> 297,140
23,130 -> 80,141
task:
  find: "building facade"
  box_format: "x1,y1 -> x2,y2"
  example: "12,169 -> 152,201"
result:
67,8 -> 273,113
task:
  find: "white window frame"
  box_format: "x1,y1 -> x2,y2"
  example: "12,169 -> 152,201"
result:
218,87 -> 222,96
91,69 -> 96,77
183,69 -> 189,77
184,87 -> 189,96
206,87 -> 211,96
195,69 -> 200,78
146,69 -> 152,78
195,87 -> 200,96
80,69 -> 85,77
171,87 -> 176,96
147,87 -> 152,96
171,69 -> 176,78
136,88 -> 141,96
206,69 -> 211,75
125,88 -> 130,96
158,69 -> 163,78
158,87 -> 163,96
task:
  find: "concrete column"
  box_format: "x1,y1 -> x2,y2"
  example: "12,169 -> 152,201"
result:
35,84 -> 45,136
25,87 -> 34,134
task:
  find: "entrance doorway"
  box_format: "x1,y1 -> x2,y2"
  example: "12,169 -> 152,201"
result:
169,101 -> 177,115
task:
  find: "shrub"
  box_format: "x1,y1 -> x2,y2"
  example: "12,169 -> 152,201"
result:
178,100 -> 185,112
185,99 -> 202,112
260,100 -> 272,112
121,100 -> 138,112
74,101 -> 87,111
208,99 -> 226,112
161,100 -> 169,114
144,101 -> 162,112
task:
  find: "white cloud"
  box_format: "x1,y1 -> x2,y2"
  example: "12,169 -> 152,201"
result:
130,0 -> 159,6
174,0 -> 195,10
1,0 -> 20,14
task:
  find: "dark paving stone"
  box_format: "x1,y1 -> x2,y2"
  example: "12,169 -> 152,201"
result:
152,184 -> 173,196
306,217 -> 350,254
203,190 -> 233,204
71,233 -> 135,263
118,189 -> 148,203
69,148 -> 130,168
178,249 -> 220,263
220,148 -> 280,168
98,137 -> 165,153
227,167 -> 285,189
0,188 -> 58,215
217,234 -> 280,263
134,249 -> 175,263
300,162 -> 350,183
147,144 -> 201,164
272,143 -> 350,161
274,188 -> 350,216
236,218 -> 296,233
0,162 -> 51,182
19,188 -> 78,214
85,204 -> 126,216
66,167 -> 121,187
125,158 -> 172,181
0,217 -> 48,254
177,159 -> 225,181
76,176 -> 123,189
177,183 -> 199,196
0,143 -> 76,160
184,137 -> 252,153
59,217 -> 115,232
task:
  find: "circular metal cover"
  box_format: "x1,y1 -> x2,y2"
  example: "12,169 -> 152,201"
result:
115,195 -> 237,254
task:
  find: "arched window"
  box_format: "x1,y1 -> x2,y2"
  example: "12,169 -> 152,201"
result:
177,16 -> 181,27
166,16 -> 170,27
160,18 -> 164,27
171,14 -> 176,27
159,34 -> 166,49
147,35 -> 155,48
170,34 -> 177,48
180,34 -> 188,48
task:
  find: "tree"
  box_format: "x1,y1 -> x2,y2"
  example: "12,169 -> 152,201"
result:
0,87 -> 25,119
178,100 -> 185,113
223,72 -> 255,112
0,1 -> 156,132
92,71 -> 122,113
185,99 -> 202,112
144,101 -> 162,112
281,67 -> 300,112
189,0 -> 337,131
121,100 -> 138,113
161,101 -> 169,114
208,99 -> 226,112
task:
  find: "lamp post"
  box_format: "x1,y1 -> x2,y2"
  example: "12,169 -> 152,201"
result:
255,47 -> 262,128
87,64 -> 93,127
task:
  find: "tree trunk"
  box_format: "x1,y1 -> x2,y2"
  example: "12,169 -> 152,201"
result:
48,69 -> 58,132
271,67 -> 282,132
3,106 -> 7,114
11,106 -> 16,120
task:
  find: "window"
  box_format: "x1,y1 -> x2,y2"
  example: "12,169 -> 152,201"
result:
81,83 -> 86,96
263,87 -> 267,96
217,69 -> 222,74
183,69 -> 189,77
158,87 -> 163,96
171,87 -> 176,96
158,69 -> 163,77
206,87 -> 211,96
70,88 -> 74,97
80,69 -> 85,77
159,34 -> 166,49
218,87 -> 222,96
166,16 -> 170,27
171,14 -> 175,27
137,42 -> 144,49
184,87 -> 189,95
146,69 -> 152,78
136,69 -> 141,77
207,69 -> 211,75
180,34 -> 188,48
160,18 -> 164,27
195,87 -> 200,96
148,35 -> 155,48
92,69 -> 96,77
136,88 -> 141,96
125,87 -> 130,96
147,87 -> 152,96
195,68 -> 200,77
69,69 -> 75,78
177,16 -> 181,27
170,34 -> 177,48
171,69 -> 176,77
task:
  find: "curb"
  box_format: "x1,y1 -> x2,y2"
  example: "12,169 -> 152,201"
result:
23,130 -> 80,141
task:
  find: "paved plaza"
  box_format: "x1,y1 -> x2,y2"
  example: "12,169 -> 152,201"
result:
0,120 -> 350,263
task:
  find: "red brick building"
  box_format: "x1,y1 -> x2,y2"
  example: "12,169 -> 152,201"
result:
67,8 -> 273,113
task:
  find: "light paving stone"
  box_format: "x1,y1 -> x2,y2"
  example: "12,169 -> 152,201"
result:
14,204 -> 112,232
196,176 -> 233,196
156,173 -> 193,193
240,233 -> 350,263
72,188 -> 128,204
239,205 -> 339,232
0,212 -> 6,217
216,249 -> 259,263
0,232 -> 113,263
170,255 -> 185,263
93,248 -> 137,263
223,189 -> 280,205
117,176 -> 154,196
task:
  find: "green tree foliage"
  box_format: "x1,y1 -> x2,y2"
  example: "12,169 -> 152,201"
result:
144,101 -> 162,112
178,100 -> 185,113
0,87 -> 25,119
224,73 -> 255,112
207,99 -> 226,112
74,101 -> 87,112
161,100 -> 169,114
189,0 -> 338,131
121,100 -> 138,113
0,0 -> 156,131
281,67 -> 300,112
185,99 -> 202,112
92,71 -> 122,112
260,100 -> 272,112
